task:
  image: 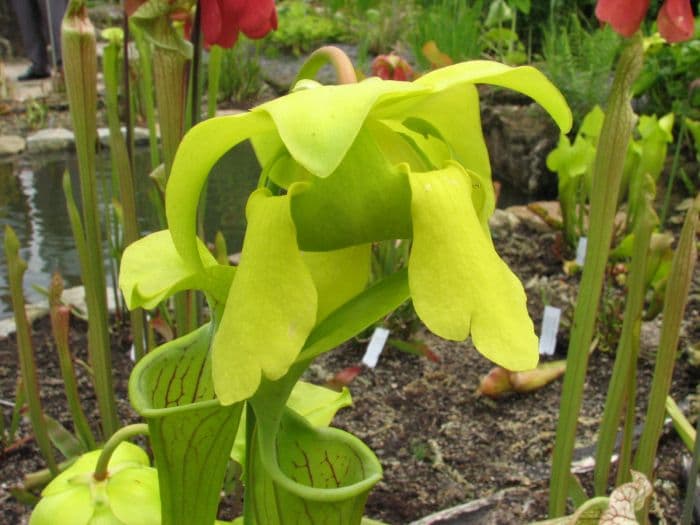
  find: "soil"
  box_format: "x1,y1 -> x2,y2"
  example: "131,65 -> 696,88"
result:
1,214 -> 698,525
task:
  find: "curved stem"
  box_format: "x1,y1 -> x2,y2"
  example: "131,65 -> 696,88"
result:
93,423 -> 149,481
293,45 -> 357,87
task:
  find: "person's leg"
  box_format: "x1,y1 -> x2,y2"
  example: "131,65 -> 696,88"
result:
37,0 -> 68,68
9,0 -> 50,75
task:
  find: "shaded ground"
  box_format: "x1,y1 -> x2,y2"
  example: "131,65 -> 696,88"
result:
1,217 -> 698,524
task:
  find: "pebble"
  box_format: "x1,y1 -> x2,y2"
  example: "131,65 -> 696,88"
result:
97,126 -> 152,148
489,208 -> 520,233
26,128 -> 75,153
0,134 -> 26,156
0,285 -> 117,339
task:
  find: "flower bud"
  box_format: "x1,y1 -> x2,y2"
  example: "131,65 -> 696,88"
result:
30,442 -> 160,525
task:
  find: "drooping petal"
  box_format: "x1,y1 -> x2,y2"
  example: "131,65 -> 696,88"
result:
403,62 -> 571,232
595,0 -> 650,37
212,0 -> 241,48
302,244 -> 371,322
255,78 -> 427,178
29,486 -> 94,525
119,231 -> 234,310
408,162 -> 538,371
394,84 -> 495,232
212,190 -> 317,405
166,111 -> 275,269
657,0 -> 695,42
414,62 -> 572,133
108,468 -> 161,525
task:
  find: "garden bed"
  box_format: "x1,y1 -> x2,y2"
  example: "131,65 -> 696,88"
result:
1,214 -> 697,524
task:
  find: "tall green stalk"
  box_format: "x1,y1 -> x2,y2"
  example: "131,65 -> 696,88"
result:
131,24 -> 160,170
634,194 -> 699,476
48,274 -> 96,450
207,45 -> 222,119
593,185 -> 656,495
153,46 -> 187,177
62,0 -> 118,438
548,35 -> 644,517
135,11 -> 193,335
4,227 -> 59,474
681,409 -> 700,525
103,29 -> 146,360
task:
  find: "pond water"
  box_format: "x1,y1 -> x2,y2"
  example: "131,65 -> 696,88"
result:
0,142 -> 260,319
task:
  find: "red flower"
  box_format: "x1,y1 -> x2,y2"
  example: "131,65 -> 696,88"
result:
595,0 -> 650,37
201,0 -> 277,48
371,54 -> 414,81
595,0 -> 695,42
657,0 -> 695,42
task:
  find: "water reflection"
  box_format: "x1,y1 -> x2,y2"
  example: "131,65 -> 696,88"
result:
0,142 -> 260,319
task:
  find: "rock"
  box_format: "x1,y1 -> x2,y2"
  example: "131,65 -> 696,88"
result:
505,202 -> 559,233
0,286 -> 117,339
482,103 -> 561,199
640,319 -> 662,355
26,128 -> 75,153
0,303 -> 49,339
489,208 -> 520,233
0,134 -> 26,156
215,108 -> 245,117
97,126 -> 152,148
61,285 -> 118,317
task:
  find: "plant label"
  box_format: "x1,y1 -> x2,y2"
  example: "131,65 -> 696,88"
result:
362,327 -> 390,368
539,306 -> 561,356
575,236 -> 588,266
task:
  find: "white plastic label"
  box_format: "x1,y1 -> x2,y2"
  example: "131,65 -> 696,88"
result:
539,305 -> 561,356
575,236 -> 588,266
362,327 -> 390,368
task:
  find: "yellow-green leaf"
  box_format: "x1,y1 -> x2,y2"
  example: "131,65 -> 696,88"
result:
119,231 -> 233,310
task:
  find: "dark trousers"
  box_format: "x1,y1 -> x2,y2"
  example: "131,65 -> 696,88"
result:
10,0 -> 67,72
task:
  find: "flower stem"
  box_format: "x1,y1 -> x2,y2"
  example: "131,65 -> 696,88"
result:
207,45 -> 222,118
293,45 -> 358,86
93,423 -> 149,481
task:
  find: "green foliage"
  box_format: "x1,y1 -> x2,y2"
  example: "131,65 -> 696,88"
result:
547,106 -> 673,247
24,99 -> 48,131
482,0 -> 530,65
268,0 -> 348,55
634,35 -> 700,115
350,0 -> 415,65
217,38 -> 264,104
541,15 -> 621,124
407,0 -> 485,69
